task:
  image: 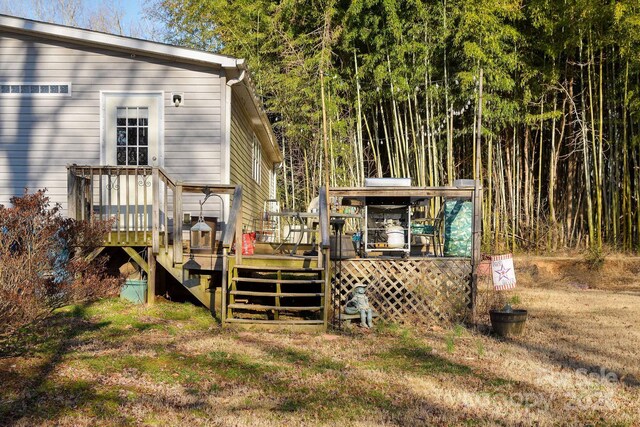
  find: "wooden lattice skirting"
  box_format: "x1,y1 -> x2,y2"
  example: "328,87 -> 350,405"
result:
331,258 -> 473,326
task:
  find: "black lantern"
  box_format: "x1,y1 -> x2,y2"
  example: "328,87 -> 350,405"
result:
182,254 -> 201,287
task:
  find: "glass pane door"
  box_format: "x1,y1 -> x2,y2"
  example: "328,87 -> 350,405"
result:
116,107 -> 149,166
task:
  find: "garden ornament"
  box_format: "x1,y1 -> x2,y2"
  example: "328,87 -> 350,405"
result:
345,284 -> 373,328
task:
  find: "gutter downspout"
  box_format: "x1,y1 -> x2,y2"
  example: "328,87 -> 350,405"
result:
227,68 -> 246,87
221,65 -> 245,225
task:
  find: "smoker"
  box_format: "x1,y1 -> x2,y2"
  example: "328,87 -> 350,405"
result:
362,178 -> 412,256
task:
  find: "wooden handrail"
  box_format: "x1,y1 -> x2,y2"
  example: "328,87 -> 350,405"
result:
67,165 -> 238,262
151,168 -> 160,254
223,185 -> 243,249
319,186 -> 330,249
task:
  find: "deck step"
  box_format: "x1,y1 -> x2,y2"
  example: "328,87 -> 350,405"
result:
234,265 -> 323,273
232,277 -> 324,285
228,303 -> 323,311
230,290 -> 323,297
224,318 -> 324,325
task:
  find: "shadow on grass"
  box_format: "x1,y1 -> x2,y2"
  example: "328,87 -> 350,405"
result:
2,298 -> 623,425
235,333 -> 529,424
504,316 -> 640,388
0,303 -> 111,426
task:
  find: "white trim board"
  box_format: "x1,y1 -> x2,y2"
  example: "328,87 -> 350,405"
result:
0,14 -> 242,69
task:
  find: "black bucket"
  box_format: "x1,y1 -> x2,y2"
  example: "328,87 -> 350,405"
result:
489,309 -> 528,337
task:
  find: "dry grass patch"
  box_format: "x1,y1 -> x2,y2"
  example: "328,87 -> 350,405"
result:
1,274 -> 639,426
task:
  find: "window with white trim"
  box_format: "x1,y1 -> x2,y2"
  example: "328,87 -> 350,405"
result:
252,135 -> 262,184
0,82 -> 71,96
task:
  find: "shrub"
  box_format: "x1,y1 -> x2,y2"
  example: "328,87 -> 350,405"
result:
0,189 -> 122,332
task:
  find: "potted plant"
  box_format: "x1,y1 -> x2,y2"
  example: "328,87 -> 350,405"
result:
482,254 -> 528,337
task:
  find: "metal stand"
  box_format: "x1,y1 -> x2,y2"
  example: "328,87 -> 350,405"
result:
330,218 -> 345,329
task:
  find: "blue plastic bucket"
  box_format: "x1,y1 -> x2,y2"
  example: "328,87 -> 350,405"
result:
120,279 -> 147,304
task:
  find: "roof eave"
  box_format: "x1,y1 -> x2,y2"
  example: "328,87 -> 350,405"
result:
0,14 -> 239,68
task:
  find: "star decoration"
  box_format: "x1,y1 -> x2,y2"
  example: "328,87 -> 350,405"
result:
494,262 -> 512,281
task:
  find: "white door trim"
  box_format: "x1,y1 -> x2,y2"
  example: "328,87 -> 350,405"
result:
100,91 -> 165,166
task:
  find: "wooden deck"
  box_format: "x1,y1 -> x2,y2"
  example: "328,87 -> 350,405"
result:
68,166 -> 482,329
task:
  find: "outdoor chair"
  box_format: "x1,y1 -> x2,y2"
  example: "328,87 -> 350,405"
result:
411,202 -> 445,256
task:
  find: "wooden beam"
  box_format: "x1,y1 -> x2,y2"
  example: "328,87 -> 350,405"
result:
147,248 -> 156,305
221,249 -> 229,323
223,185 -> 242,249
323,247 -> 331,330
84,246 -> 105,263
174,183 -> 183,264
67,167 -> 78,220
151,168 -> 160,255
180,183 -> 236,194
471,180 -> 483,320
122,246 -> 149,274
329,186 -> 475,199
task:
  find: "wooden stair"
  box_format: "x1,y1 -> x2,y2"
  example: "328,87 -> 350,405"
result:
224,255 -> 328,330
156,245 -> 215,309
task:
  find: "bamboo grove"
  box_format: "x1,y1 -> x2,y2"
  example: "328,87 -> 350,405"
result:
152,0 -> 640,254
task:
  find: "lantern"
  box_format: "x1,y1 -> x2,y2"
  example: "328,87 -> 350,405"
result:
191,193 -> 213,254
190,217 -> 212,253
182,254 -> 201,287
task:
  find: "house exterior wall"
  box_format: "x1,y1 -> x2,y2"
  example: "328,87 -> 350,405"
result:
0,31 -> 224,217
229,92 -> 274,229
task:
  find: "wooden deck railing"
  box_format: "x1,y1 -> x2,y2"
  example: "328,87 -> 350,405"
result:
222,185 -> 243,264
318,186 -> 331,327
67,165 -> 236,263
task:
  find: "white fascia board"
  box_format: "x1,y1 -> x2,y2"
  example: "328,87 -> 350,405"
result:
0,14 -> 243,69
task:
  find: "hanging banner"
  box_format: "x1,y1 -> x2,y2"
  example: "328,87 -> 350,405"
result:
491,253 -> 516,290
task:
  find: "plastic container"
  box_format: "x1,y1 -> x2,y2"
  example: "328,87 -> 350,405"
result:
386,224 -> 405,248
242,232 -> 255,255
120,279 -> 147,304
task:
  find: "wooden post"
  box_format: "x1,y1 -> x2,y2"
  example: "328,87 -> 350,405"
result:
221,248 -> 228,323
319,187 -> 331,330
235,189 -> 243,266
471,182 -> 483,321
323,248 -> 331,330
147,248 -> 156,305
475,68 -> 483,182
67,167 -> 77,220
152,168 -> 160,255
174,183 -> 183,264
163,177 -> 169,254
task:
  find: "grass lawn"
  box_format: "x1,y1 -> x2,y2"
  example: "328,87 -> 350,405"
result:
1,274 -> 639,426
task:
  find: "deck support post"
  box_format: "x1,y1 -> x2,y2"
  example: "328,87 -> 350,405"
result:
471,180 -> 483,322
147,247 -> 156,305
174,183 -> 183,264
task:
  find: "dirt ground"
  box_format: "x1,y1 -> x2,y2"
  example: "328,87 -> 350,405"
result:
0,256 -> 639,426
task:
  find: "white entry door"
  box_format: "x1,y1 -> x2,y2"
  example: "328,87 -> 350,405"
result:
101,92 -> 164,230
103,93 -> 163,167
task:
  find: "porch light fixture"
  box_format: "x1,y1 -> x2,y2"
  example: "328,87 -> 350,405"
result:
172,92 -> 183,107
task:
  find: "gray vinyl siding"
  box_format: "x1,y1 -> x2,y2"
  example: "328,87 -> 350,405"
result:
0,31 -> 223,217
229,93 -> 273,228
